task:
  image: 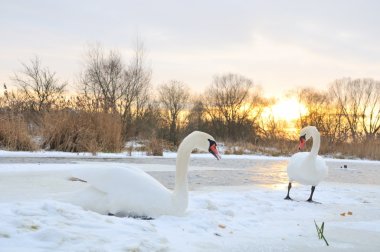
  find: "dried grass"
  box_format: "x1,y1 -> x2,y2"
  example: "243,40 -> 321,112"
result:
223,139 -> 297,156
223,137 -> 380,160
0,114 -> 36,151
331,141 -> 380,160
146,138 -> 175,156
146,138 -> 163,156
42,111 -> 123,153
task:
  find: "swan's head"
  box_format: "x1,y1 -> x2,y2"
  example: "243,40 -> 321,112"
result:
188,131 -> 221,160
208,138 -> 221,160
298,126 -> 318,150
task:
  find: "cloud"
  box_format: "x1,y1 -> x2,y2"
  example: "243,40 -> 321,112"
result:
1,0 -> 380,96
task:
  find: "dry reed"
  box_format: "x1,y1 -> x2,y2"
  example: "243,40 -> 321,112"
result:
146,138 -> 164,156
42,111 -> 123,153
0,114 -> 36,151
221,134 -> 380,160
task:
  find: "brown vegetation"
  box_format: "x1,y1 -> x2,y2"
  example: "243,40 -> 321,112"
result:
0,114 -> 36,151
42,111 -> 123,153
329,141 -> 380,160
1,45 -> 380,160
146,138 -> 164,156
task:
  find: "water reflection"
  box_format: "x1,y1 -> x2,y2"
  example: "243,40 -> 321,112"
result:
149,159 -> 291,190
247,160 -> 289,190
4,155 -> 379,189
148,158 -> 380,190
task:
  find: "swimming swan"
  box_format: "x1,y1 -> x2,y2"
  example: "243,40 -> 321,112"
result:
66,131 -> 221,217
285,126 -> 328,202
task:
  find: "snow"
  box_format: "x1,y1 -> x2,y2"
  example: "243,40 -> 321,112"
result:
0,151 -> 380,251
2,149 -> 380,164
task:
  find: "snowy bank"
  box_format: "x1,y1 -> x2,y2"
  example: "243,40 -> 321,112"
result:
0,153 -> 379,251
0,183 -> 379,251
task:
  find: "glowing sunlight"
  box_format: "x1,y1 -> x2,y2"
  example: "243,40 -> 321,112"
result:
269,98 -> 308,121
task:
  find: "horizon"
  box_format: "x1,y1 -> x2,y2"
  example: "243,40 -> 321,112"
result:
1,0 -> 380,97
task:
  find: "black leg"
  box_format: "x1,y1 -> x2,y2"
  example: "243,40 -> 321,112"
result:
284,182 -> 292,200
307,186 -> 316,202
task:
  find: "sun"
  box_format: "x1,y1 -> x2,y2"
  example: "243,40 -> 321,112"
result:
265,98 -> 308,122
273,98 -> 308,121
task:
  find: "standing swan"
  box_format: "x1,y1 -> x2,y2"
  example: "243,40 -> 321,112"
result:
66,131 -> 221,217
284,126 -> 328,202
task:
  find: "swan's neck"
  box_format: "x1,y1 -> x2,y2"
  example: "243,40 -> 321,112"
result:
173,137 -> 194,209
174,143 -> 191,193
310,131 -> 321,156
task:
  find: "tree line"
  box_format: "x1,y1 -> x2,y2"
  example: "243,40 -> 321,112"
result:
1,43 -> 380,159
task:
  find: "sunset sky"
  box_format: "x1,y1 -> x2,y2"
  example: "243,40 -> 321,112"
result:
1,0 -> 379,97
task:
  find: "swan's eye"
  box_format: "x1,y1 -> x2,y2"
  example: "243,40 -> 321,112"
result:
208,139 -> 216,147
208,139 -> 221,160
300,134 -> 306,141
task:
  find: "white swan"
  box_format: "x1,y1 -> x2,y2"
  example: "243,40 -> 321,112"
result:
65,131 -> 221,218
285,126 -> 328,202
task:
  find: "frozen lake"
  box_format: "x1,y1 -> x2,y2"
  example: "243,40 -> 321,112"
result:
1,152 -> 380,251
1,155 -> 379,190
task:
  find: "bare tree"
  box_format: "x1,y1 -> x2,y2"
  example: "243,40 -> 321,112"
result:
12,57 -> 67,111
80,41 -> 152,137
186,97 -> 207,133
204,73 -> 263,141
121,41 -> 152,136
295,88 -> 329,130
259,113 -> 289,142
158,80 -> 190,145
329,78 -> 362,142
356,79 -> 380,141
255,97 -> 289,142
81,45 -> 124,113
293,87 -> 349,145
329,78 -> 380,142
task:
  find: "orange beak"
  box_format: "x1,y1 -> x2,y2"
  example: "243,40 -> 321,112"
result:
299,136 -> 306,150
209,144 -> 221,160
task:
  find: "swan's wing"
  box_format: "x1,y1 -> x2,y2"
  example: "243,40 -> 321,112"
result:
287,152 -> 308,170
71,165 -> 173,216
316,155 -> 329,176
71,165 -> 169,196
57,186 -> 110,214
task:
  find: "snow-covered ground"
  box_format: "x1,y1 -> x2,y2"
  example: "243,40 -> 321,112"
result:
0,151 -> 379,251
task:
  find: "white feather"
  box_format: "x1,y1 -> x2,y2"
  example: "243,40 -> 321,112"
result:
59,131 -> 218,217
287,126 -> 328,186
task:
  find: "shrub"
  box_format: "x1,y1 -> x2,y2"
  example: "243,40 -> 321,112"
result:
42,111 -> 123,153
332,140 -> 380,160
0,115 -> 36,151
146,138 -> 164,156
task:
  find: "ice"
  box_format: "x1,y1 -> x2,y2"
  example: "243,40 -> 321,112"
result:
0,151 -> 380,251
